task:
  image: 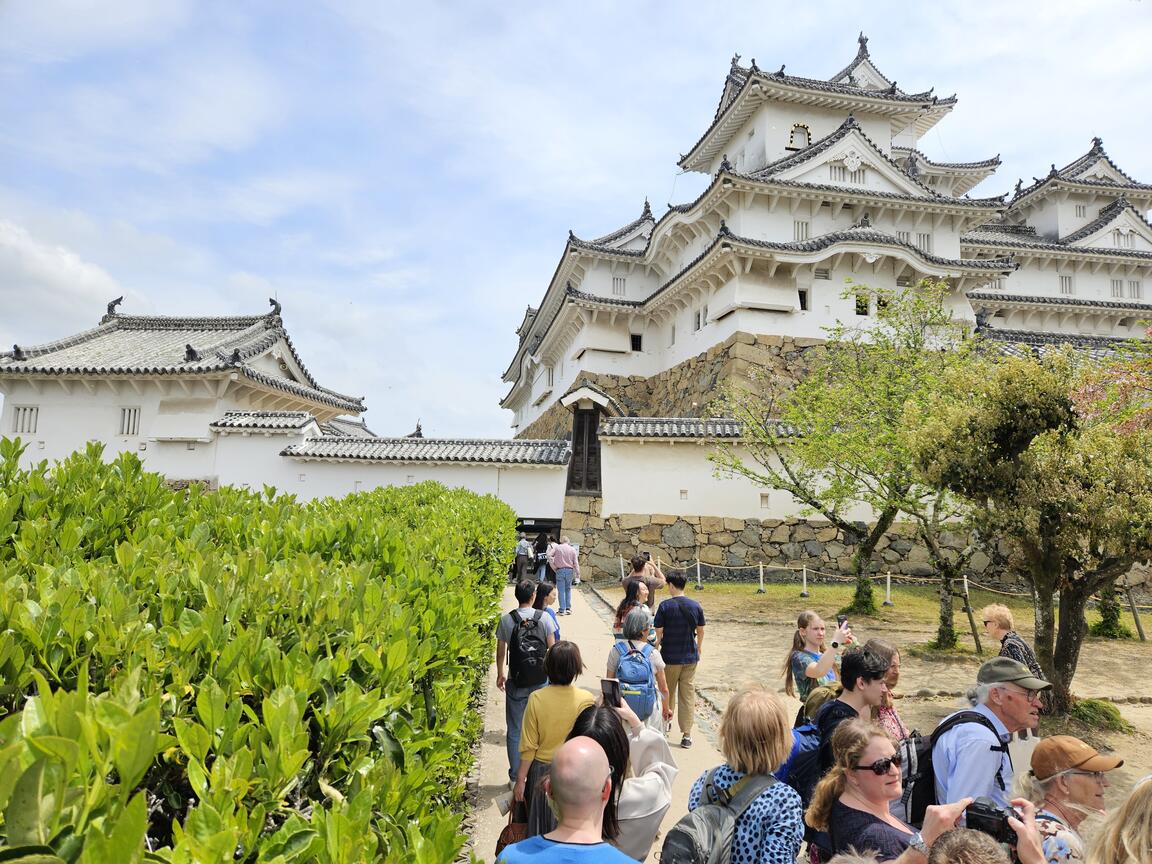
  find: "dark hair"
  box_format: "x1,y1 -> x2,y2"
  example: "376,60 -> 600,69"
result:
544,640 -> 584,685
839,648 -> 889,692
535,532 -> 549,553
630,554 -> 646,572
567,706 -> 627,840
615,578 -> 644,627
533,581 -> 555,610
515,579 -> 538,604
667,572 -> 687,590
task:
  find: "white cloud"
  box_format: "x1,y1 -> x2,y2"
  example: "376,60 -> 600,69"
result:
0,220 -> 130,347
0,0 -> 192,63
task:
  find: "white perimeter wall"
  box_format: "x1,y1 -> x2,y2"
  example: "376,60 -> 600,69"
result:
601,438 -> 871,521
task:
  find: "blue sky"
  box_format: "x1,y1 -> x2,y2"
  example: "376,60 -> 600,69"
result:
2,1 -> 1151,437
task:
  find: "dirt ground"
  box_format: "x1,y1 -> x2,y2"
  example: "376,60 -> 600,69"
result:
596,582 -> 1152,808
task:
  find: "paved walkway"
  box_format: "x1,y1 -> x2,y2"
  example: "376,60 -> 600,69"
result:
470,583 -> 724,862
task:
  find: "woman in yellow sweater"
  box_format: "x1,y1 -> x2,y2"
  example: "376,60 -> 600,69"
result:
514,640 -> 596,836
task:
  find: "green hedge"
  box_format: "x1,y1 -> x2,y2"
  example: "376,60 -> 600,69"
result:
0,438 -> 514,863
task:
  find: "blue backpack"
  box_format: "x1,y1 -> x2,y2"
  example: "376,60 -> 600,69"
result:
774,721 -> 820,786
614,640 -> 657,720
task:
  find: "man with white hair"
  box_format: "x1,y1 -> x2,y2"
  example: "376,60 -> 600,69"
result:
497,737 -> 634,862
932,657 -> 1052,808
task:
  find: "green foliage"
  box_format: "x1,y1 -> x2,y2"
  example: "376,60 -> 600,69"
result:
1089,587 -> 1134,639
0,439 -> 514,862
1067,698 -> 1134,733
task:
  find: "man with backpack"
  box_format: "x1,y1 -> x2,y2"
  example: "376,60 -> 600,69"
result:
932,657 -> 1051,809
496,579 -> 558,783
654,572 -> 705,748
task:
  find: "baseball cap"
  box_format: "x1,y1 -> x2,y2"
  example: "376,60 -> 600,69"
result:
976,657 -> 1051,691
1031,735 -> 1123,781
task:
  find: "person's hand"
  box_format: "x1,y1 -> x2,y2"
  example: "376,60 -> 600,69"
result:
920,797 -> 972,847
662,702 -> 674,722
496,673 -> 506,692
513,777 -> 527,802
1008,798 -> 1045,864
834,621 -> 853,647
612,701 -> 642,733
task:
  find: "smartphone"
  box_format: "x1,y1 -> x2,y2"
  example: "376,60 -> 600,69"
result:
601,678 -> 622,708
836,614 -> 849,628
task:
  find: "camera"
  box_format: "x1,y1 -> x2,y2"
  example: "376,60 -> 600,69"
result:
642,551 -> 651,561
836,614 -> 849,628
965,797 -> 1018,844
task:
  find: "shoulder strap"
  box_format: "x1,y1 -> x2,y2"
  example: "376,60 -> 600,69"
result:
530,609 -> 543,623
724,774 -> 778,818
930,710 -> 1011,790
639,643 -> 653,658
702,767 -> 721,805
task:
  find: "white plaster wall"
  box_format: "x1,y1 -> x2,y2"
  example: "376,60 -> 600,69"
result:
600,439 -> 871,521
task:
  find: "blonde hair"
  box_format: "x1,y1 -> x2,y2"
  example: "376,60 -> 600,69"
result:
806,718 -> 891,831
827,852 -> 881,864
719,684 -> 792,776
782,610 -> 825,697
1087,777 -> 1152,864
927,828 -> 1010,864
981,603 -> 1014,631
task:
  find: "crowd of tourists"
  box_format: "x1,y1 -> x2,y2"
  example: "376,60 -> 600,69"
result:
493,568 -> 1148,864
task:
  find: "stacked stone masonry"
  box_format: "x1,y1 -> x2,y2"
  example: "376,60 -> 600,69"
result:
518,331 -> 819,440
563,499 -> 1000,583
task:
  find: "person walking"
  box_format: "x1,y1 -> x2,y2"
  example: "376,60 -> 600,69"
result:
533,532 -> 551,582
533,581 -> 561,640
625,554 -> 666,608
982,604 -> 1045,682
608,608 -> 671,734
549,536 -> 580,616
514,533 -> 532,581
654,572 -> 705,749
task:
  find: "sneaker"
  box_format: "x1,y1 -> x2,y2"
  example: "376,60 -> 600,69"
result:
573,578 -> 581,584
680,735 -> 693,749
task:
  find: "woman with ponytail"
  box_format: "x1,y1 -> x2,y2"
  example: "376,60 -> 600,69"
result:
806,718 -> 914,861
783,611 -> 852,704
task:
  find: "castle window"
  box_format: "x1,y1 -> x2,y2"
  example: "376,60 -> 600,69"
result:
1129,280 -> 1143,299
119,406 -> 141,436
794,220 -> 810,242
546,366 -> 554,387
670,323 -> 676,346
1112,278 -> 1125,298
814,268 -> 831,280
831,164 -> 866,184
612,276 -> 626,296
567,408 -> 602,494
787,123 -> 811,150
1115,231 -> 1135,250
798,289 -> 809,311
916,233 -> 933,253
760,493 -> 772,509
896,230 -> 911,245
630,333 -> 643,351
1059,274 -> 1074,295
12,406 -> 38,435
693,310 -> 701,332
896,277 -> 913,288
1075,204 -> 1087,218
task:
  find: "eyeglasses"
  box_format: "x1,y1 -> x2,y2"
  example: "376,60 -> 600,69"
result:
1001,684 -> 1043,704
852,753 -> 903,775
1062,770 -> 1107,782
982,620 -> 992,625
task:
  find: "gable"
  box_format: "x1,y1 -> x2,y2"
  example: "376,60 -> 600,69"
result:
780,134 -> 932,198
245,339 -> 305,384
1068,157 -> 1131,185
836,59 -> 891,90
1068,209 -> 1152,251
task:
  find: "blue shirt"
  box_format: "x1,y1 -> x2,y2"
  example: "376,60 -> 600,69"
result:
497,836 -> 635,862
932,702 -> 1013,809
653,595 -> 705,664
688,764 -> 804,864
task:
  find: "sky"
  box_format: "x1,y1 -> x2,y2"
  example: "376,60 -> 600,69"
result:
2,1 -> 1151,438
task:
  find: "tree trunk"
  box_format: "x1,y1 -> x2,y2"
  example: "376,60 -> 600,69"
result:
1049,583 -> 1092,715
935,570 -> 958,649
843,507 -> 900,616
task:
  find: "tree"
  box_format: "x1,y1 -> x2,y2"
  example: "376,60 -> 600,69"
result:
711,279 -> 973,624
908,349 -> 1152,713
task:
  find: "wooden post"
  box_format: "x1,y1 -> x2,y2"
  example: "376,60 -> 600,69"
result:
619,555 -> 625,581
883,571 -> 894,607
801,565 -> 809,598
963,573 -> 983,654
1127,589 -> 1147,642
758,562 -> 766,594
695,551 -> 703,591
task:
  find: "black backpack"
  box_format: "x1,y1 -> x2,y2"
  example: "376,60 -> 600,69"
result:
661,771 -> 777,864
507,609 -> 548,687
901,710 -> 1010,827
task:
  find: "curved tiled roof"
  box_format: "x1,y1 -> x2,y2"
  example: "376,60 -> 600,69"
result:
588,200 -> 656,246
561,377 -> 626,417
599,417 -> 744,439
967,292 -> 1152,314
211,411 -> 315,431
980,328 -> 1143,361
1009,138 -> 1152,207
281,437 -> 572,466
963,221 -> 1152,261
827,33 -> 894,89
1061,197 -> 1152,245
565,285 -> 643,308
320,417 -> 378,438
890,146 -> 1001,172
0,308 -> 365,412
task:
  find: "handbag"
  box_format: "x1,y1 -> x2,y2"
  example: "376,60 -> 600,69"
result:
495,801 -> 528,856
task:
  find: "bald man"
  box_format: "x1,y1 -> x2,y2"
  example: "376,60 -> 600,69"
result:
497,737 -> 634,862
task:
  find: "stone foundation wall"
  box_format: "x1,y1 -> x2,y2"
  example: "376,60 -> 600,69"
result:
564,499 -> 1001,583
518,332 -> 821,440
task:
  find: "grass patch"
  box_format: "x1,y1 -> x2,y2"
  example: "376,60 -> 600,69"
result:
1068,698 -> 1135,733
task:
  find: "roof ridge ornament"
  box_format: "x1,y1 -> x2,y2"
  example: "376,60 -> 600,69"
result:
185,344 -> 200,362
730,52 -> 742,70
641,198 -> 653,220
749,58 -> 760,74
718,219 -> 731,237
776,64 -> 786,77
720,153 -> 733,172
107,296 -> 123,317
1091,136 -> 1104,151
269,297 -> 282,317
230,348 -> 242,365
12,344 -> 25,361
858,32 -> 869,57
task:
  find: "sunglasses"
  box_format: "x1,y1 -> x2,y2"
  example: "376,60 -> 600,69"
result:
853,753 -> 903,775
